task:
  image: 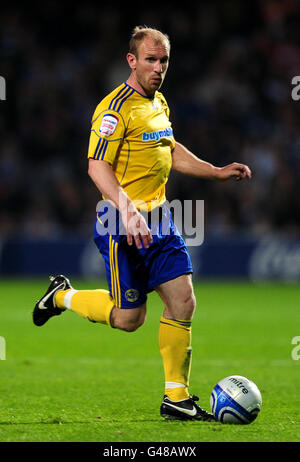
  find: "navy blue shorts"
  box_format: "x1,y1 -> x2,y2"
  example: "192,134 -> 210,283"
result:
94,202 -> 193,309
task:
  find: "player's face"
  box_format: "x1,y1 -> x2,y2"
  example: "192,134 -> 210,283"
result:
135,38 -> 170,97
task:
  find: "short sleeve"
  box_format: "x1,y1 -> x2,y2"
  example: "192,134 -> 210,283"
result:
87,107 -> 126,164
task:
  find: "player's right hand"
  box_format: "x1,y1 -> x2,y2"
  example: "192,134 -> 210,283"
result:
121,207 -> 153,250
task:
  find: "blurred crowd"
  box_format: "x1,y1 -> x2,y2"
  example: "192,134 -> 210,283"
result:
0,0 -> 300,240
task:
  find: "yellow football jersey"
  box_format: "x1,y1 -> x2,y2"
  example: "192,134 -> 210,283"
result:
87,82 -> 175,210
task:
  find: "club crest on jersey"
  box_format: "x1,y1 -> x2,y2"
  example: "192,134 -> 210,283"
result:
99,114 -> 119,137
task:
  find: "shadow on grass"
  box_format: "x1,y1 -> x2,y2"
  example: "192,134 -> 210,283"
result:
0,419 -> 91,425
0,418 -> 163,425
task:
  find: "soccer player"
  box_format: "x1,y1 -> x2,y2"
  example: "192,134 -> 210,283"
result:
33,26 -> 251,421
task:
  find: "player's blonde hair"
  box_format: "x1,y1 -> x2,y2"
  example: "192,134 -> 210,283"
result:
129,25 -> 170,57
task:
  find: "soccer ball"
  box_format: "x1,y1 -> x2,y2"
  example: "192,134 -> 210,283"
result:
210,375 -> 262,424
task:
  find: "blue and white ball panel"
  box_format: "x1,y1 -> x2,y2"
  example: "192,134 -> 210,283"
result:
210,385 -> 260,424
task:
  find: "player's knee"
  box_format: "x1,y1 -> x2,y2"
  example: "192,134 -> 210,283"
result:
163,290 -> 196,320
183,292 -> 196,318
178,283 -> 196,310
119,315 -> 145,332
122,319 -> 143,332
174,291 -> 196,320
113,306 -> 146,332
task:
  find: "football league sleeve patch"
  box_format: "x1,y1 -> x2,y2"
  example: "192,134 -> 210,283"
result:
99,114 -> 119,137
87,110 -> 125,163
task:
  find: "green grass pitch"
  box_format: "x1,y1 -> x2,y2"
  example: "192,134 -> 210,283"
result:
0,278 -> 299,442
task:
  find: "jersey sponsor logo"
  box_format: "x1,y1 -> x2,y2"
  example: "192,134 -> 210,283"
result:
142,127 -> 173,142
99,114 -> 119,137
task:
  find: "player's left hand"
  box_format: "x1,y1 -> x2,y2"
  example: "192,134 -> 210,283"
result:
216,163 -> 252,181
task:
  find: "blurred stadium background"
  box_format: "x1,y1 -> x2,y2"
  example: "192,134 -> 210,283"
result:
1,0 -> 300,281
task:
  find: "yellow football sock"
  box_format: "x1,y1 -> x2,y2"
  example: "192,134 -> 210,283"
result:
55,288 -> 114,327
159,316 -> 192,402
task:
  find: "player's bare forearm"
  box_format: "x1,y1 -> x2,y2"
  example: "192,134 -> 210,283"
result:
88,158 -> 152,249
88,158 -> 131,212
172,142 -> 218,179
171,142 -> 251,181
